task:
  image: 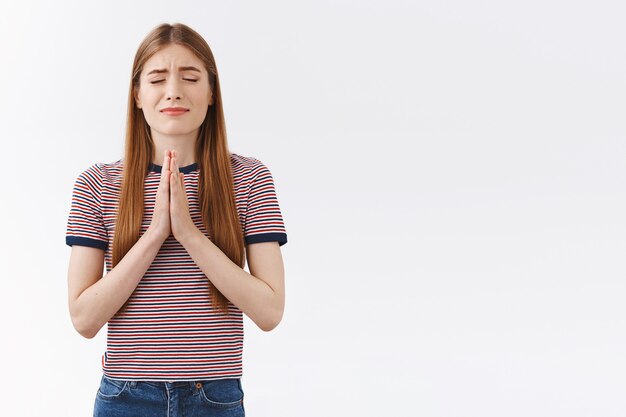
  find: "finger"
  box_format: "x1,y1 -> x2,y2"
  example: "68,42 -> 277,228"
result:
163,166 -> 170,196
161,150 -> 171,184
163,149 -> 170,171
173,153 -> 180,174
170,171 -> 178,189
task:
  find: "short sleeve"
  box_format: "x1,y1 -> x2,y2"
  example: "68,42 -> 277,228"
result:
244,160 -> 288,246
65,166 -> 108,250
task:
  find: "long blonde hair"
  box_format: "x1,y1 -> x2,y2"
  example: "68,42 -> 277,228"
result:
112,23 -> 244,316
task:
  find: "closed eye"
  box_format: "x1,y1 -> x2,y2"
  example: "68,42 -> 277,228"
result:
150,79 -> 198,84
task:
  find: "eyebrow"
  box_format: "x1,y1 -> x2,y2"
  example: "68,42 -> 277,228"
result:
146,66 -> 202,76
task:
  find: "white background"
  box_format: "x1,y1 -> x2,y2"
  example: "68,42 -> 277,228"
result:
1,1 -> 625,416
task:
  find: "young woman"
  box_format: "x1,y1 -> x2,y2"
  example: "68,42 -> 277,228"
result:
66,22 -> 288,416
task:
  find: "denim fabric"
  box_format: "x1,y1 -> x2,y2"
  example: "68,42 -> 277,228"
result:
93,374 -> 245,417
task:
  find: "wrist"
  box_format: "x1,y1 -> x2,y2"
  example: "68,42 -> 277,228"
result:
144,226 -> 169,245
177,226 -> 203,247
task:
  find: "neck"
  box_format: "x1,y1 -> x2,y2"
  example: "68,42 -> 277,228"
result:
151,129 -> 198,166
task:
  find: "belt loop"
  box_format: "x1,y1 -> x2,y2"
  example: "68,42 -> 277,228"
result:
129,380 -> 137,388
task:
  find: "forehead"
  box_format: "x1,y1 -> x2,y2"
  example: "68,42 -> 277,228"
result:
143,44 -> 204,73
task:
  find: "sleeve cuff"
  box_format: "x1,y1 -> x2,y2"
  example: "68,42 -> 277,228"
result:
245,233 -> 288,247
66,236 -> 108,250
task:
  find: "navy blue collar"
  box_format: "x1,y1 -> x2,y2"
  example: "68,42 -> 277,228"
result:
148,162 -> 199,174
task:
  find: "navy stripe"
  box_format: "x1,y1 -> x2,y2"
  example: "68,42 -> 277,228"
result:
245,232 -> 288,246
66,236 -> 107,250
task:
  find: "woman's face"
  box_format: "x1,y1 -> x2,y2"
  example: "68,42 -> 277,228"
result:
135,43 -> 213,139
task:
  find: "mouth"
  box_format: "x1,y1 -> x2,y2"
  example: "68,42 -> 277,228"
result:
161,108 -> 189,116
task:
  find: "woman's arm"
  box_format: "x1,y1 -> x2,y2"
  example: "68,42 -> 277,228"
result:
67,227 -> 165,339
179,231 -> 285,332
68,150 -> 174,339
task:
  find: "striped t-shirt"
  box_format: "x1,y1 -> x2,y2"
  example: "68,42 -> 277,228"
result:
65,152 -> 288,381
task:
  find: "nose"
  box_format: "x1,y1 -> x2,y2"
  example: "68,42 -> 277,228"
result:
165,78 -> 183,101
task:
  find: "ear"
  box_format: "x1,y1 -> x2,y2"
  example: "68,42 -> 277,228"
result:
134,88 -> 142,109
208,90 -> 213,106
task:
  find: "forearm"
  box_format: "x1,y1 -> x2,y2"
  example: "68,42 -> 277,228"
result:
74,228 -> 165,338
180,229 -> 281,331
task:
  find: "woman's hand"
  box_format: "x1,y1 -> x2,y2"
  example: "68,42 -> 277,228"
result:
169,150 -> 199,243
147,149 -> 172,242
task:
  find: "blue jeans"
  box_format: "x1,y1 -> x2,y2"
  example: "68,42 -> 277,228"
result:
93,374 -> 245,416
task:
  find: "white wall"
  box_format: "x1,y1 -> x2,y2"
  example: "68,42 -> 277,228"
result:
1,0 -> 624,416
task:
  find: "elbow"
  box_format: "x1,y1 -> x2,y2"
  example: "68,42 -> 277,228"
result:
259,319 -> 280,332
259,293 -> 285,332
69,307 -> 100,339
71,316 -> 98,339
79,326 -> 98,339
259,309 -> 284,332
78,329 -> 97,339
71,319 -> 97,339
258,294 -> 285,332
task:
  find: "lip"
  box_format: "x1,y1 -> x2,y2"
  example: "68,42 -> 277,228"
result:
161,107 -> 189,115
